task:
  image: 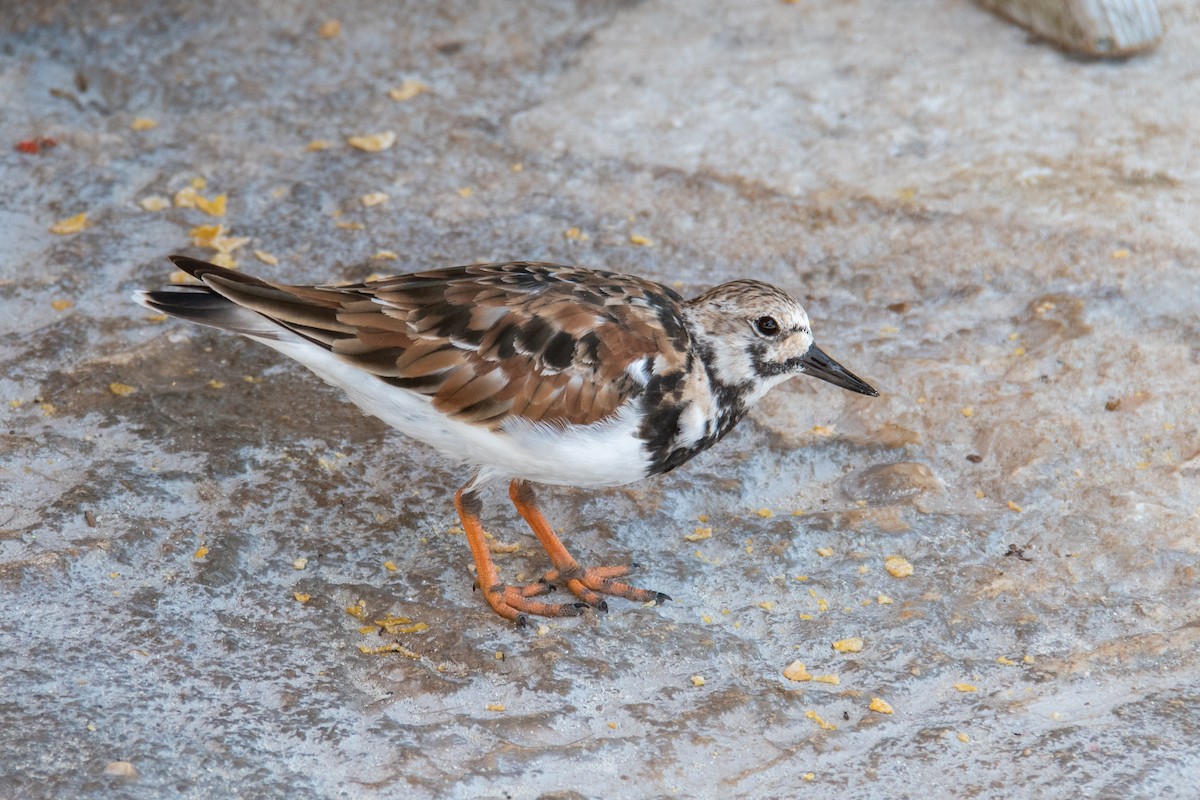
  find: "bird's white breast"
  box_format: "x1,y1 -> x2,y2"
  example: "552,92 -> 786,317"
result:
251,331 -> 652,489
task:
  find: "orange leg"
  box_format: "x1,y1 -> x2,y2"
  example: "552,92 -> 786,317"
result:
454,485 -> 587,624
508,479 -> 670,613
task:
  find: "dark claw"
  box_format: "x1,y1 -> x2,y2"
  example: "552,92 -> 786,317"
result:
655,592 -> 672,604
629,562 -> 641,571
573,602 -> 590,612
595,600 -> 609,614
516,614 -> 528,628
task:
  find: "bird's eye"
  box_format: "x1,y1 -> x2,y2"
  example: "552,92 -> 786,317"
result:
753,316 -> 781,336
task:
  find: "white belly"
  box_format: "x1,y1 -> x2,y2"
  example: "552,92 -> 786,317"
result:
255,333 -> 652,488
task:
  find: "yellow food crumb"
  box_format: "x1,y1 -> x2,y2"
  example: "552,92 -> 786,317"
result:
812,674 -> 840,685
758,601 -> 774,611
755,508 -> 774,518
50,213 -> 89,234
130,117 -> 158,131
388,78 -> 429,102
456,187 -> 474,198
690,675 -> 706,687
374,616 -> 428,635
877,595 -> 894,605
193,193 -> 227,217
1012,346 -> 1026,356
40,402 -> 56,416
348,131 -> 397,152
798,613 -> 814,620
869,697 -> 894,714
816,547 -> 834,557
191,177 -> 207,190
335,221 -> 365,230
961,407 -> 974,418
884,556 -> 914,578
996,656 -> 1018,666
802,773 -> 815,781
193,545 -> 209,559
293,592 -> 311,603
318,19 -> 341,38
345,601 -> 367,620
489,541 -> 520,554
384,560 -> 398,572
511,162 -> 523,172
954,683 -> 978,693
139,195 -> 171,212
358,642 -> 418,657
805,710 -> 836,731
1023,655 -> 1036,664
371,250 -> 399,260
832,637 -> 864,653
957,732 -> 971,743
783,661 -> 811,682
1008,501 -> 1023,512
629,233 -> 653,246
486,703 -> 505,712
608,722 -> 618,730
109,382 -> 136,397
51,299 -> 74,311
361,191 -> 389,207
564,227 -> 589,241
306,139 -> 331,152
1111,249 -> 1130,259
811,425 -> 833,436
684,527 -> 712,541
207,379 -> 224,389
358,625 -> 379,635
210,253 -> 238,269
701,614 -> 713,624
254,250 -> 278,266
537,624 -> 550,636
293,557 -> 308,570
173,187 -> 199,207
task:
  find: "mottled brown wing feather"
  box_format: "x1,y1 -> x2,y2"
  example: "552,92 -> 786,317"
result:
181,258 -> 690,429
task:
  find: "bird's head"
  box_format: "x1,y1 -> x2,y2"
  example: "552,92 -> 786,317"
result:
685,279 -> 878,403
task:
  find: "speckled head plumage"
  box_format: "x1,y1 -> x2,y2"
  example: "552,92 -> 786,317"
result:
136,255 -> 877,624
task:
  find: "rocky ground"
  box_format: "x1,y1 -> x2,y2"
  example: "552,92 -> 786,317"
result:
2,1 -> 1198,798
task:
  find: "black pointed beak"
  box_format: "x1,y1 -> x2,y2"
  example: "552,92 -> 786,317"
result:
798,344 -> 879,397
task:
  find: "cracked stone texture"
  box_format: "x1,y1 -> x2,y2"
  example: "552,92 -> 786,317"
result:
2,0 -> 1199,798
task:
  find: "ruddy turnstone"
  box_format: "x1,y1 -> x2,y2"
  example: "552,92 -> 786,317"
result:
136,255 -> 878,624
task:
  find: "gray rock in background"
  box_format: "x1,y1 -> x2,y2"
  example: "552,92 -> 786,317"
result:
2,0 -> 1198,797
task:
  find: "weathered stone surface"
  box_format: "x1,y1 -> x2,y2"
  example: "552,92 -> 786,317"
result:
2,1 -> 1198,798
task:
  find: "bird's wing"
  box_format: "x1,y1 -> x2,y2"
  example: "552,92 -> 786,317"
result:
153,257 -> 690,428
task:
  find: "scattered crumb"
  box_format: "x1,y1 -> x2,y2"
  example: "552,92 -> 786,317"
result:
1111,249 -> 1130,258
306,139 -> 331,152
565,227 -> 589,241
802,773 -> 815,781
173,186 -> 199,207
51,299 -> 74,311
758,601 -> 774,611
139,195 -> 170,211
371,250 -> 399,260
812,674 -> 840,685
957,732 -> 971,743
798,613 -> 814,620
50,213 -> 89,234
954,683 -> 978,693
486,703 -> 505,712
755,508 -> 774,518
816,547 -> 834,557
348,131 -> 397,152
884,556 -> 914,578
193,545 -> 209,559
805,710 -> 836,730
608,722 -> 618,730
690,675 -> 706,687
629,233 -> 653,246
869,697 -> 894,714
832,637 -> 864,653
109,382 -> 136,397
345,601 -> 367,620
684,527 -> 712,542
104,761 -> 138,778
358,642 -> 419,657
961,407 -> 974,418
537,624 -> 550,636
876,595 -> 894,605
996,656 -> 1018,666
130,117 -> 158,131
811,425 -> 833,436
489,541 -> 520,554
783,660 -> 811,682
254,249 -> 278,266
318,19 -> 341,38
293,557 -> 308,570
1023,655 -> 1036,664
335,221 -> 365,230
457,187 -> 474,198
388,78 -> 429,101
207,379 -> 224,389
293,592 -> 311,603
361,191 -> 389,207
384,560 -> 398,572
193,193 -> 227,217
374,616 -> 428,635
1008,501 -> 1023,513
511,163 -> 523,172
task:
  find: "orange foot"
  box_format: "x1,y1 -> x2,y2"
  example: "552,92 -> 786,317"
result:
452,480 -> 670,625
